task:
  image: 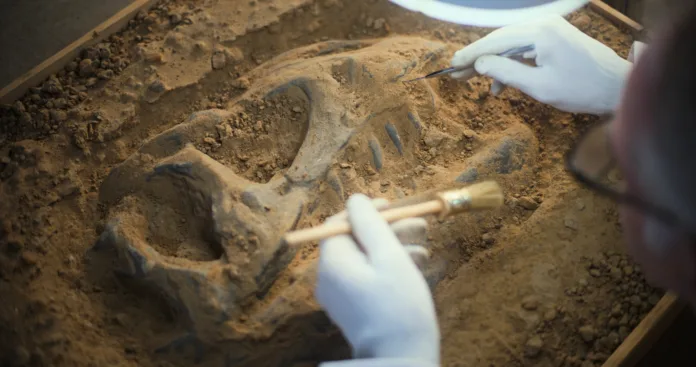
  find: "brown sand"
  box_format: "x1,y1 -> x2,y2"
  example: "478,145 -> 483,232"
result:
0,1 -> 661,367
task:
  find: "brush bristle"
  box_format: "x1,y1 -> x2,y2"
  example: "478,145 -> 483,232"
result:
467,181 -> 504,210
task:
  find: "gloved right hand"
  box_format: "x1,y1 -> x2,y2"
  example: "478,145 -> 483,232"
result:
450,15 -> 632,115
316,194 -> 440,367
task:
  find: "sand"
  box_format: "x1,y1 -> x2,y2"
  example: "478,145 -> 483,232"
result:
0,1 -> 662,366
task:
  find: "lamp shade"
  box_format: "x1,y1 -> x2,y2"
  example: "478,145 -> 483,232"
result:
389,0 -> 589,27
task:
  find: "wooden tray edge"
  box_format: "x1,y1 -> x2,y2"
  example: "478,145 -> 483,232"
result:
0,0 -> 158,105
589,0 -> 645,36
602,292 -> 687,367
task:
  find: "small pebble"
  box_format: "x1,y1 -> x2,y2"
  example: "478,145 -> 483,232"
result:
232,77 -> 250,90
53,98 -> 67,109
98,45 -> 111,59
120,92 -> 138,103
543,309 -> 557,321
423,129 -> 447,148
66,61 -> 78,72
373,18 -> 386,30
572,14 -> 592,30
20,251 -> 39,266
97,70 -> 114,80
149,80 -> 166,93
518,196 -> 539,210
611,303 -> 622,316
521,296 -> 539,311
78,59 -> 95,77
226,47 -> 245,63
212,51 -> 227,70
49,110 -> 67,122
146,52 -> 165,64
170,14 -> 182,25
524,336 -> 543,358
578,325 -> 596,342
564,218 -> 578,230
576,200 -> 586,211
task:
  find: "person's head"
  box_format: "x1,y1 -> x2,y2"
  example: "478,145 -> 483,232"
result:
566,1 -> 696,303
594,2 -> 696,303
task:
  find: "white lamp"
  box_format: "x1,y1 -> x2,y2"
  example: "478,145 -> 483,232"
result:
389,0 -> 590,27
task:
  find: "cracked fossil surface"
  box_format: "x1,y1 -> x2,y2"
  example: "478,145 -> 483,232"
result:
94,36 -> 537,365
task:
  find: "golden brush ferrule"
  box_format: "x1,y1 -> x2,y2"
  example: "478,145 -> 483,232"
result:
436,189 -> 472,219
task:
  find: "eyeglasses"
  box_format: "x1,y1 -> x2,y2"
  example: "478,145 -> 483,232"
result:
564,118 -> 684,229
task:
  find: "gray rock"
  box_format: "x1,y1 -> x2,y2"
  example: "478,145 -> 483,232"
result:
148,80 -> 167,93
455,168 -> 478,184
423,128 -> 448,148
212,51 -> 227,70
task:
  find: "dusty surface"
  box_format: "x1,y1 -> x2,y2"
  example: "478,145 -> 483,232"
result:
0,1 -> 663,367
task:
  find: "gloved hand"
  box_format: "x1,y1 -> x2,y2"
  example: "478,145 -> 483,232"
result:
327,197 -> 430,270
628,41 -> 647,63
316,194 -> 440,367
450,15 -> 632,115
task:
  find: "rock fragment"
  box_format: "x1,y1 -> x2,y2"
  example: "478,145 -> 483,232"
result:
521,295 -> 539,311
518,196 -> 539,210
578,325 -> 596,342
79,59 -> 95,77
148,80 -> 166,93
212,50 -> 227,70
524,336 -> 543,358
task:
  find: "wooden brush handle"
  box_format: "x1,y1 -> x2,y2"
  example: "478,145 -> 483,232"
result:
284,200 -> 443,245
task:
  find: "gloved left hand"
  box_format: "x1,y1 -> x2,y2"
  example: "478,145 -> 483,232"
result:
449,14 -> 632,115
316,194 -> 440,367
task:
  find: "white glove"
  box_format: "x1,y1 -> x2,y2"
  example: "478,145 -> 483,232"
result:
450,15 -> 632,115
316,194 -> 440,367
328,197 -> 430,270
628,41 -> 647,63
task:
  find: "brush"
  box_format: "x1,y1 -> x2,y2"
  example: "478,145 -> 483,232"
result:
283,180 -> 504,246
